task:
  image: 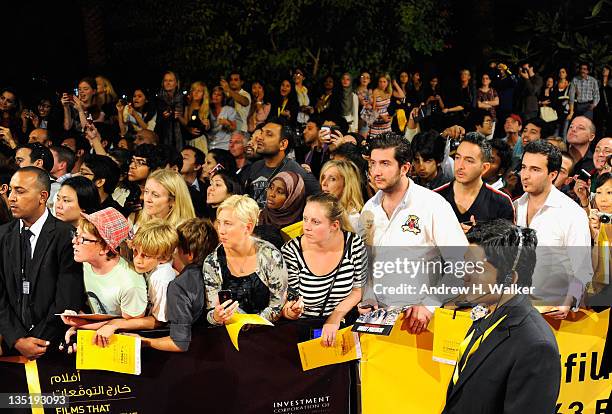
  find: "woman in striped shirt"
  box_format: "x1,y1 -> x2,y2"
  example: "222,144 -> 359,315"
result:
281,193 -> 367,347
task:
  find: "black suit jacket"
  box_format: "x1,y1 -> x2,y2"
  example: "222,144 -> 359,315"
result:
188,179 -> 207,218
0,213 -> 84,350
442,295 -> 561,414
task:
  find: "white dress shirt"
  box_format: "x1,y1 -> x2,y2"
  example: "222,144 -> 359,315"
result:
514,185 -> 592,306
19,208 -> 49,259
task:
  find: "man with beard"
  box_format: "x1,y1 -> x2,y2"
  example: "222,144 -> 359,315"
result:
435,133 -> 514,232
245,117 -> 320,208
358,133 -> 467,334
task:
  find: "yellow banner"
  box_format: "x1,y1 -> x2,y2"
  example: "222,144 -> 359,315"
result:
360,309 -> 610,414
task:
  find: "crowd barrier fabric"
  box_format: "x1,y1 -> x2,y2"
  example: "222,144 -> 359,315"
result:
0,310 -> 609,414
359,309 -> 610,414
0,320 -> 353,414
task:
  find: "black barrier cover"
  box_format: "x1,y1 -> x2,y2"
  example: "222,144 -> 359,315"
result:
0,320 -> 353,414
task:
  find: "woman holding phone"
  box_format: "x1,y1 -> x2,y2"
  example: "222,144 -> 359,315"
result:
62,77 -> 103,133
200,148 -> 237,182
116,88 -> 157,136
208,86 -> 237,150
203,195 -> 288,325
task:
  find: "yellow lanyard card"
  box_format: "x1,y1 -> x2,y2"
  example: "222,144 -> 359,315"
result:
432,308 -> 472,365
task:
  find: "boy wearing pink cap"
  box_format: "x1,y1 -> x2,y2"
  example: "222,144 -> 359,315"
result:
62,208 -> 147,337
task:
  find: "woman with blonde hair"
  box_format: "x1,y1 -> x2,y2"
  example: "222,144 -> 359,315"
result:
95,76 -> 119,126
136,169 -> 195,230
180,81 -> 210,153
203,194 -> 288,325
96,76 -> 118,107
281,193 -> 367,347
369,73 -> 393,136
320,160 -> 364,230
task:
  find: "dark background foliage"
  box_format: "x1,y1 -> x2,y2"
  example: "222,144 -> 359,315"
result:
3,0 -> 610,103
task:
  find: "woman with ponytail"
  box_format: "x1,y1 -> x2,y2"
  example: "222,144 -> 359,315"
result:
280,193 -> 367,347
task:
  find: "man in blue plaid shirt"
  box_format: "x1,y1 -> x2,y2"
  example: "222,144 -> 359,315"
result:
569,63 -> 600,120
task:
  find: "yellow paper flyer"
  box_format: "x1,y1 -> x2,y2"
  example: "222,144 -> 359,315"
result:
225,313 -> 274,351
281,221 -> 303,240
297,327 -> 362,371
76,330 -> 141,375
432,308 -> 473,365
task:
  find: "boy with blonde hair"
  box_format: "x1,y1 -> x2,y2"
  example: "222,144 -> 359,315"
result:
134,218 -> 218,352
131,219 -> 178,322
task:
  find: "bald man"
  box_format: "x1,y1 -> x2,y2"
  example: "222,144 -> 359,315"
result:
0,167 -> 83,358
28,128 -> 51,147
568,116 -> 596,174
134,129 -> 159,146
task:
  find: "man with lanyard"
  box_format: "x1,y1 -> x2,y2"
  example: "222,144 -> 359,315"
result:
0,167 -> 83,358
442,220 -> 560,413
358,132 -> 468,333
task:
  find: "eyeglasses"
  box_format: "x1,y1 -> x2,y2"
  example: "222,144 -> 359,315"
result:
130,157 -> 148,167
71,230 -> 99,245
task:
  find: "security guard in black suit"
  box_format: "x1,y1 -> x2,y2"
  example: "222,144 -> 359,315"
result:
0,167 -> 83,358
443,220 -> 561,414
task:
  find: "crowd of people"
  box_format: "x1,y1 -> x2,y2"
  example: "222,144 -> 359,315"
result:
0,61 -> 611,412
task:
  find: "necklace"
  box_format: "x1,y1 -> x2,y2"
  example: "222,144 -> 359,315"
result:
229,244 -> 254,274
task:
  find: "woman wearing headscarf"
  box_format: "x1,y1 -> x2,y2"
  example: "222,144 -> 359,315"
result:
258,171 -> 306,231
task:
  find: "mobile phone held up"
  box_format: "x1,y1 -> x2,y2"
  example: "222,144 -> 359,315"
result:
287,286 -> 300,302
218,289 -> 235,308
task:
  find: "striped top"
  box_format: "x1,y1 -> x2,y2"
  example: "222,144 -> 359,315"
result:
369,95 -> 392,136
281,232 -> 368,317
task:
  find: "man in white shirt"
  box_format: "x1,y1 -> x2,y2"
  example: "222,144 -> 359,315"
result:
221,71 -> 251,133
514,140 -> 591,318
358,133 -> 468,334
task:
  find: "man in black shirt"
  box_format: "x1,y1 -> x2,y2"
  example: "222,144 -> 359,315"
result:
79,154 -> 123,214
435,133 -> 515,232
568,116 -> 596,175
246,117 -> 320,207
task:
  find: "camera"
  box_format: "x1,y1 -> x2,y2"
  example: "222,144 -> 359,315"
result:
598,212 -> 612,224
414,104 -> 432,124
360,139 -> 371,155
577,169 -> 592,182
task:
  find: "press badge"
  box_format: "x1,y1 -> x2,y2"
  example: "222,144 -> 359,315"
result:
432,308 -> 472,365
22,281 -> 30,295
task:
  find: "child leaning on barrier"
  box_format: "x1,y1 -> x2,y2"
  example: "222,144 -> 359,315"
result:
90,219 -> 179,347
130,218 -> 219,352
